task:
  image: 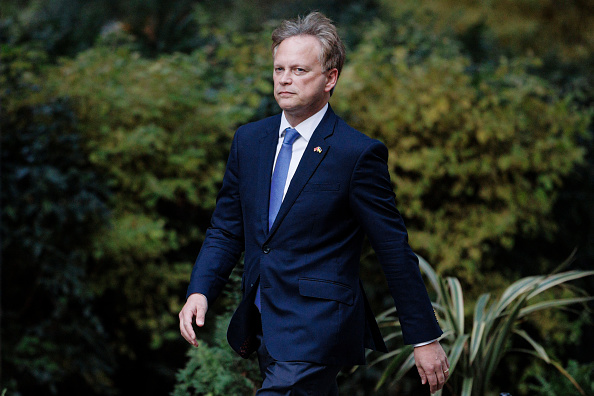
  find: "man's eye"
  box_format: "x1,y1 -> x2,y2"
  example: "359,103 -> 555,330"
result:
294,68 -> 307,75
275,67 -> 284,72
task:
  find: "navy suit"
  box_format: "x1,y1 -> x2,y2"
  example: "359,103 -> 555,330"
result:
187,106 -> 442,367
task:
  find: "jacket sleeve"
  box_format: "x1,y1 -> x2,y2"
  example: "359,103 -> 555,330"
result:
349,139 -> 442,345
186,130 -> 245,302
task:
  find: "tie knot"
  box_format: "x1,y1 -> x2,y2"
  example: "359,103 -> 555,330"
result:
283,127 -> 300,145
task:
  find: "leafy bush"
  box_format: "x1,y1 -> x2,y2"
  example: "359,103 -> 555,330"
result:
379,0 -> 594,63
373,254 -> 594,396
335,19 -> 591,283
521,359 -> 594,396
44,28 -> 272,351
173,265 -> 261,396
172,313 -> 261,396
3,3 -> 592,395
1,43 -> 114,394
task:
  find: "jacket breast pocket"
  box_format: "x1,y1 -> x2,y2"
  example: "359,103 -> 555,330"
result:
298,277 -> 354,306
302,182 -> 340,192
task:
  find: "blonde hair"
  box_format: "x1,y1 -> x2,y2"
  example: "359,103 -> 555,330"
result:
272,12 -> 346,79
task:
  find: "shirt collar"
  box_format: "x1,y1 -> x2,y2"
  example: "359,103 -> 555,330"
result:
278,103 -> 329,143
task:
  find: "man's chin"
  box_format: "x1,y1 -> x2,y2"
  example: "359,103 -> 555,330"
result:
276,99 -> 298,112
275,94 -> 293,101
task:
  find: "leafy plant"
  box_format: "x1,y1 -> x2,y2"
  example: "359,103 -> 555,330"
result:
43,25 -> 272,352
173,266 -> 261,396
335,18 -> 591,282
379,0 -> 594,63
172,312 -> 261,396
373,252 -> 594,395
1,44 -> 114,394
520,359 -> 594,396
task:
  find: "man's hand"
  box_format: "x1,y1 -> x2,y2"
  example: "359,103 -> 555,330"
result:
413,340 -> 449,394
179,293 -> 208,347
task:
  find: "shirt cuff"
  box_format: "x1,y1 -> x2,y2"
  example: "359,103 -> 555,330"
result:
413,337 -> 439,347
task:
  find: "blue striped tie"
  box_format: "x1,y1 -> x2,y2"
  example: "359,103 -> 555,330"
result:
255,127 -> 300,311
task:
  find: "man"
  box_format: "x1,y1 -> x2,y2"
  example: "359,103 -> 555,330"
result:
179,12 -> 449,395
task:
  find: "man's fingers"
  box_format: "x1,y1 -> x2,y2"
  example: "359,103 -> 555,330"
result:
195,305 -> 207,327
417,365 -> 427,385
190,293 -> 208,327
435,369 -> 445,392
182,321 -> 198,346
178,293 -> 208,347
413,341 -> 449,393
183,314 -> 196,343
427,371 -> 438,393
179,310 -> 198,346
428,364 -> 449,394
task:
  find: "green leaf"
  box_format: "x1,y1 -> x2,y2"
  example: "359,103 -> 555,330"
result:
469,293 -> 490,364
514,329 -> 550,363
375,345 -> 414,391
526,271 -> 594,300
447,276 -> 465,335
447,334 -> 469,374
484,293 -> 530,389
418,254 -> 442,299
461,377 -> 474,396
520,296 -> 594,317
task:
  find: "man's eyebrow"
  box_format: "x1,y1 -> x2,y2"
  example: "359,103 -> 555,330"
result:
288,64 -> 310,69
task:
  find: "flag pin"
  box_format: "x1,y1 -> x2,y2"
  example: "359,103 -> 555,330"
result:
314,146 -> 322,153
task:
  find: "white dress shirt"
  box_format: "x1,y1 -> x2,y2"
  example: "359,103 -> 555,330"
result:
272,103 -> 328,198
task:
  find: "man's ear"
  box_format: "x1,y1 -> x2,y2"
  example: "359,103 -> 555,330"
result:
324,68 -> 339,93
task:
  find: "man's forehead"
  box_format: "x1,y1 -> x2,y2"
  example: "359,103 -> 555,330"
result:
274,35 -> 322,61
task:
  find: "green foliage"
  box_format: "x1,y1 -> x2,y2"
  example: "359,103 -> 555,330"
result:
380,0 -> 594,63
173,266 -> 260,396
373,254 -> 594,395
0,41 -> 48,106
42,27 -> 272,351
1,44 -> 114,394
0,0 -> 203,57
3,2 -> 593,395
0,0 -> 115,57
172,313 -> 261,396
335,18 -> 591,281
521,359 -> 594,396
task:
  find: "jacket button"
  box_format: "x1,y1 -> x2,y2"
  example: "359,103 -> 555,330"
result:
262,245 -> 271,254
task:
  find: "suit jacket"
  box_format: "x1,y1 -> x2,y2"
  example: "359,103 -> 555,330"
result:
187,106 -> 442,366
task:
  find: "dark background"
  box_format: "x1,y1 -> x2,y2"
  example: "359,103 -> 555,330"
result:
2,0 -> 593,395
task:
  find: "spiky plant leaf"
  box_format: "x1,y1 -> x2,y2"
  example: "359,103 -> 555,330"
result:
375,345 -> 414,390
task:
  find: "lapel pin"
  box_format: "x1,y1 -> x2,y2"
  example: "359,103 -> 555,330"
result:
314,146 -> 322,153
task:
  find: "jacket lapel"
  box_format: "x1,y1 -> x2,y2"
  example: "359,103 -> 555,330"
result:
267,108 -> 338,238
256,116 -> 281,236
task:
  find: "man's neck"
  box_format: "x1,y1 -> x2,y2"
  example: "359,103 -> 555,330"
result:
280,104 -> 328,137
284,101 -> 329,127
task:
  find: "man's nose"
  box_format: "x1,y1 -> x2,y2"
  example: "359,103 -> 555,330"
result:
279,70 -> 292,84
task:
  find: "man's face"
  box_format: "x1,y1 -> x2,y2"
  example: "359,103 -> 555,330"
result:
273,35 -> 337,125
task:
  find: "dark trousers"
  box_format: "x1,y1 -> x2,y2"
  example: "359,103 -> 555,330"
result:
255,333 -> 341,395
